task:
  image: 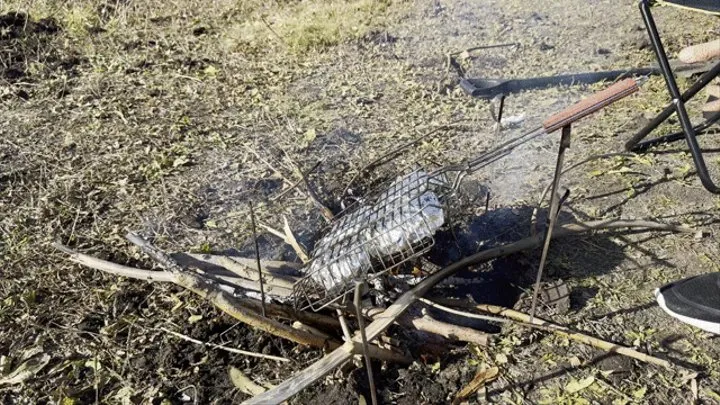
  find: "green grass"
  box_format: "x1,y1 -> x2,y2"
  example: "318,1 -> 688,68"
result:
224,0 -> 391,53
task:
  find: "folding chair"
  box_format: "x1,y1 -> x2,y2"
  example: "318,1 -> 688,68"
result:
624,0 -> 720,193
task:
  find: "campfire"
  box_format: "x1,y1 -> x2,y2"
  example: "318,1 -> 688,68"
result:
54,79 -> 693,404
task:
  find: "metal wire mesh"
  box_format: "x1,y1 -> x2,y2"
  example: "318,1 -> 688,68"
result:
292,169 -> 454,311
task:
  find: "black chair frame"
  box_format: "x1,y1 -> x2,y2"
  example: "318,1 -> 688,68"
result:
625,0 -> 720,193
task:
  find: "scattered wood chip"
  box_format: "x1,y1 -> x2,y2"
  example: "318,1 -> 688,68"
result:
452,366 -> 499,405
229,366 -> 267,396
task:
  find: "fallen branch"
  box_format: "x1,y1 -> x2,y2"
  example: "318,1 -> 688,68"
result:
125,232 -> 335,349
52,242 -> 174,283
401,313 -> 490,346
180,253 -> 299,287
474,304 -> 672,369
429,299 -> 674,369
230,366 -> 269,396
52,243 -> 295,297
54,243 -> 492,342
124,234 -> 407,363
160,327 -> 290,362
53,244 -> 339,331
419,298 -> 508,324
245,219 -> 691,404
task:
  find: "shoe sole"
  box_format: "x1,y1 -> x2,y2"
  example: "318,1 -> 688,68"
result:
655,288 -> 720,335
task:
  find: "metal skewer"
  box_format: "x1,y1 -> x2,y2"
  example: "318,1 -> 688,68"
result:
354,282 -> 378,405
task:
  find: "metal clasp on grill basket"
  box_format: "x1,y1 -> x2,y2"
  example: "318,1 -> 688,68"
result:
292,169 -> 452,311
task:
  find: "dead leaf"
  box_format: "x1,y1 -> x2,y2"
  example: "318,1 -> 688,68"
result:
565,375 -> 595,394
113,386 -> 135,405
452,366 -> 499,404
569,356 -> 582,367
632,385 -> 647,399
303,128 -> 317,144
203,65 -> 218,77
0,353 -> 51,386
84,358 -> 102,372
229,366 -> 266,396
188,314 -> 203,324
172,155 -> 191,168
704,389 -> 720,402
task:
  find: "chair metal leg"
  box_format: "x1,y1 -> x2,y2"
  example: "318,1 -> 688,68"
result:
629,111 -> 720,152
625,63 -> 720,151
630,0 -> 720,193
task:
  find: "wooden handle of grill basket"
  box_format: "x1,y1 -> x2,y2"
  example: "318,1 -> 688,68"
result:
543,78 -> 639,134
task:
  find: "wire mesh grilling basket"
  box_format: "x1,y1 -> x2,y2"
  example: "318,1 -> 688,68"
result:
291,116 -> 557,311
291,169 -> 455,311
291,123 -> 555,311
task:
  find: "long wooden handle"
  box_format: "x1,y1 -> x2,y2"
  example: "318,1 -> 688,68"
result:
543,78 -> 639,133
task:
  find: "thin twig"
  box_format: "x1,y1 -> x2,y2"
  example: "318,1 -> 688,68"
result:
283,216 -> 310,263
448,42 -> 519,56
257,223 -> 287,241
530,152 -> 636,235
258,220 -> 310,263
160,327 -> 289,362
259,15 -> 287,48
286,156 -> 334,222
183,253 -> 298,291
342,123 -> 462,196
474,304 -> 672,369
419,298 -> 508,324
425,299 -> 672,368
337,309 -> 353,343
401,313 -> 490,346
271,161 -> 322,202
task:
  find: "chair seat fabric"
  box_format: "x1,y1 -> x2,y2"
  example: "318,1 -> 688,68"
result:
659,0 -> 720,14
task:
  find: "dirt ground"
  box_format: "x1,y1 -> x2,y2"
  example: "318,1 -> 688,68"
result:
1,0 -> 720,403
